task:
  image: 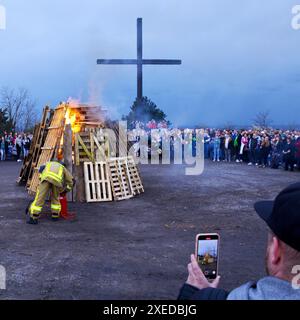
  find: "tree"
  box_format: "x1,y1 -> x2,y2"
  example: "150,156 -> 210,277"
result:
0,108 -> 10,132
124,97 -> 169,126
253,110 -> 273,129
0,87 -> 38,132
21,98 -> 38,132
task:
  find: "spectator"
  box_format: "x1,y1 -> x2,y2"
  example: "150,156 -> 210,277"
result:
283,138 -> 295,172
0,136 -> 5,161
239,132 -> 248,163
23,134 -> 31,158
203,131 -> 211,159
178,183 -> 300,300
4,133 -> 10,159
271,135 -> 284,169
15,134 -> 22,162
219,132 -> 225,161
247,133 -> 257,165
259,136 -> 271,168
234,131 -> 242,162
224,131 -> 233,162
213,132 -> 221,162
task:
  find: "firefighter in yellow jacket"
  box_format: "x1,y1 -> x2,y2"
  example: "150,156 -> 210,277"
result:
27,161 -> 74,225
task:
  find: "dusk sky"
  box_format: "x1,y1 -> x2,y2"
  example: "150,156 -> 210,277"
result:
0,0 -> 299,126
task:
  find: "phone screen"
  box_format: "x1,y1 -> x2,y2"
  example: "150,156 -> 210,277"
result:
196,234 -> 219,279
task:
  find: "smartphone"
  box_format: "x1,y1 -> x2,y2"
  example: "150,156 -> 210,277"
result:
195,233 -> 220,280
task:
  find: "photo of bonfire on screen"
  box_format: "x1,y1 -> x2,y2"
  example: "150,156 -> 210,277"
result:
197,239 -> 218,277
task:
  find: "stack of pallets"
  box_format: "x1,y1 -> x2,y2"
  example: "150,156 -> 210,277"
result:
83,156 -> 144,202
18,102 -> 145,203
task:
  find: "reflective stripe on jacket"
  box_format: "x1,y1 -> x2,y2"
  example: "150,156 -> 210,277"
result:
40,162 -> 64,188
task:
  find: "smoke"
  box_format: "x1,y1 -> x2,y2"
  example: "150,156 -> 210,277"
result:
86,69 -> 122,120
67,97 -> 80,107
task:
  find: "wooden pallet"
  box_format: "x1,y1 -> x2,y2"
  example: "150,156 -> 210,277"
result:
105,121 -> 132,158
127,156 -> 144,195
75,129 -> 109,165
17,106 -> 51,185
107,157 -> 134,201
28,105 -> 66,195
75,131 -> 95,165
83,162 -> 112,203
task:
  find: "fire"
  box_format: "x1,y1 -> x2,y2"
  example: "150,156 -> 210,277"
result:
65,108 -> 81,133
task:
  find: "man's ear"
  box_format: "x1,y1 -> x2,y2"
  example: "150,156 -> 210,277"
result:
270,236 -> 281,265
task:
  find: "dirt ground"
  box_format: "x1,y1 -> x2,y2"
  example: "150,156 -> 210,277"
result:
0,161 -> 299,300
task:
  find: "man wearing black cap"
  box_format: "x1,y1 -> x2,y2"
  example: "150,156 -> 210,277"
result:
178,183 -> 300,300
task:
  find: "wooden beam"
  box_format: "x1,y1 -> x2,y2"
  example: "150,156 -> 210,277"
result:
63,124 -> 73,202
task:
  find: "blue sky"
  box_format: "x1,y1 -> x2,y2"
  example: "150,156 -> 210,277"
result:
0,0 -> 299,126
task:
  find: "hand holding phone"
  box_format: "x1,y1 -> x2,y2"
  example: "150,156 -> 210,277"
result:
186,254 -> 221,290
195,233 -> 220,280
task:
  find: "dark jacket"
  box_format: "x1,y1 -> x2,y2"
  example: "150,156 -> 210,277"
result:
178,284 -> 228,300
283,143 -> 295,160
248,137 -> 258,150
178,276 -> 300,300
294,140 -> 300,158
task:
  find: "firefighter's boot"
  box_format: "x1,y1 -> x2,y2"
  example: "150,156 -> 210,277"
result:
27,217 -> 38,225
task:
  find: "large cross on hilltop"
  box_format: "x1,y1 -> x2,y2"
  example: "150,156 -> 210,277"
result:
97,18 -> 182,101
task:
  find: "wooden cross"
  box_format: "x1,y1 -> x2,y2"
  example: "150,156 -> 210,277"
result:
97,18 -> 182,101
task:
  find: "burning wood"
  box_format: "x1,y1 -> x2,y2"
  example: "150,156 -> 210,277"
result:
19,101 -> 144,203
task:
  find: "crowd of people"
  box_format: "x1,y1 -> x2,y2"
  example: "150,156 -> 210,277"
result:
129,120 -> 300,172
204,129 -> 300,172
2,121 -> 300,173
0,132 -> 33,162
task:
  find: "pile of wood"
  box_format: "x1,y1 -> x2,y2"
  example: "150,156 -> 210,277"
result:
18,102 -> 144,203
84,156 -> 144,203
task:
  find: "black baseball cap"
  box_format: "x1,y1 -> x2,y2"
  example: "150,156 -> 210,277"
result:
254,183 -> 300,252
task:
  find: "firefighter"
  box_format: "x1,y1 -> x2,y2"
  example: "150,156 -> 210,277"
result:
27,160 -> 74,225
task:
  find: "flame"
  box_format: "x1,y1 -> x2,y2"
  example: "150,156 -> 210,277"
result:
65,108 -> 81,133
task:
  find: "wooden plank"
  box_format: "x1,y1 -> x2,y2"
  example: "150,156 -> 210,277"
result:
90,131 -> 95,162
127,156 -> 144,195
107,158 -> 134,201
28,105 -> 66,195
74,163 -> 85,202
84,162 -> 112,203
77,134 -> 93,162
75,133 -> 80,165
63,124 -> 73,202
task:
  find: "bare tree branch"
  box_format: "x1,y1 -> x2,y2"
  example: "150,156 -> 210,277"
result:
0,87 -> 38,132
253,110 -> 273,129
